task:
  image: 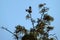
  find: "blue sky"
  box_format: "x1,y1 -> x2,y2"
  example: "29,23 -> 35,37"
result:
0,0 -> 60,40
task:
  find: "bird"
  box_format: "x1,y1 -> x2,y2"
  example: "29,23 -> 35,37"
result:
26,6 -> 32,13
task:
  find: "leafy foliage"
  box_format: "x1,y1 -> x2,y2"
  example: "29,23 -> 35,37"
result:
13,3 -> 58,40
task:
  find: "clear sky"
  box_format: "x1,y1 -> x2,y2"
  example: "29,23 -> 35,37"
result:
0,0 -> 60,40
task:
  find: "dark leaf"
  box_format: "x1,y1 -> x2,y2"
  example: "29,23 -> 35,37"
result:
40,7 -> 49,13
30,28 -> 35,32
49,38 -> 54,40
47,26 -> 54,32
37,18 -> 41,24
47,26 -> 54,30
22,34 -> 37,40
39,3 -> 46,8
31,19 -> 36,23
22,27 -> 27,34
26,14 -> 31,19
15,25 -> 23,33
43,14 -> 54,21
36,28 -> 44,34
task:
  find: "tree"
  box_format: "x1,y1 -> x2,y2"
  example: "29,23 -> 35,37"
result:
14,3 -> 58,40
1,3 -> 58,40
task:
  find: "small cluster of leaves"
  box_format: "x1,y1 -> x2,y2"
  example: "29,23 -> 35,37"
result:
14,25 -> 27,34
43,14 -> 54,21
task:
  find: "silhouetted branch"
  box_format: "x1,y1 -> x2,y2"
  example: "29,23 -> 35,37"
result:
1,27 -> 19,40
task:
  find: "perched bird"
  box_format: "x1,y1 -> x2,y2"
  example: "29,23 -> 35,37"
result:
26,6 -> 32,13
39,3 -> 46,8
